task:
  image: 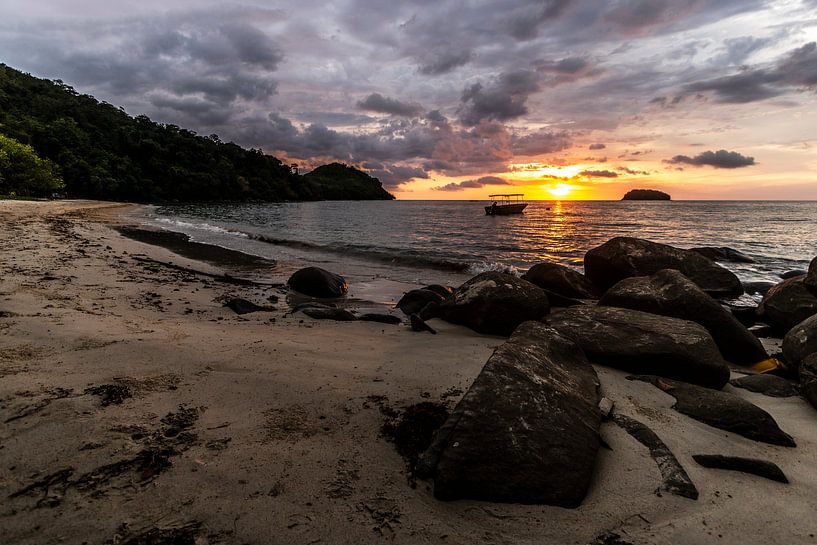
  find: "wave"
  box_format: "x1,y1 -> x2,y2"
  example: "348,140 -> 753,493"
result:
153,217 -> 249,238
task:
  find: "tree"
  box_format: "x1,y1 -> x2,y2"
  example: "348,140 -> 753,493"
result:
0,133 -> 64,197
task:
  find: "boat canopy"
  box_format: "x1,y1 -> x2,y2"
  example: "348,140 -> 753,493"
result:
488,193 -> 524,198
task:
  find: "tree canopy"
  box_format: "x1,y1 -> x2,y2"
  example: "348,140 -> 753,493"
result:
0,133 -> 64,197
0,64 -> 394,202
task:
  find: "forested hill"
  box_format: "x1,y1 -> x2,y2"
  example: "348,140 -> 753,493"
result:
0,64 -> 394,202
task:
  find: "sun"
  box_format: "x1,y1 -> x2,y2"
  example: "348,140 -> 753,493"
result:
548,183 -> 572,198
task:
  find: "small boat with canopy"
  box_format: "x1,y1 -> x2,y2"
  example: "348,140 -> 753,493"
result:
485,194 -> 527,215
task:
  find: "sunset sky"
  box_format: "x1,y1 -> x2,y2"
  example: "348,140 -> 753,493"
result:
2,0 -> 816,199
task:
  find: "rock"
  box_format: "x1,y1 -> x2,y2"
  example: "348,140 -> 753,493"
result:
757,276 -> 817,334
223,298 -> 271,315
300,307 -> 357,321
748,324 -> 774,338
410,314 -> 436,334
396,289 -> 446,315
541,289 -> 586,308
743,280 -> 776,297
437,272 -> 550,336
417,301 -> 441,321
612,414 -> 698,500
806,257 -> 817,295
800,353 -> 817,410
780,269 -> 808,280
584,237 -> 743,297
358,313 -> 402,324
521,263 -> 599,299
289,302 -> 336,315
692,455 -> 788,483
782,314 -> 817,370
423,284 -> 454,298
630,375 -> 796,447
418,322 -> 600,506
544,306 -> 730,389
721,295 -> 759,328
729,374 -> 799,397
287,267 -> 348,298
599,270 -> 767,365
690,247 -> 755,263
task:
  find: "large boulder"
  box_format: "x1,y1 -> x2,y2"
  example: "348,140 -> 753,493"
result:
287,267 -> 348,298
599,269 -> 767,365
757,276 -> 817,334
801,353 -> 817,410
521,263 -> 599,299
437,272 -> 550,336
782,314 -> 817,370
544,306 -> 730,389
806,257 -> 817,295
417,322 -> 601,506
631,376 -> 795,447
584,237 -> 743,297
690,247 -> 755,263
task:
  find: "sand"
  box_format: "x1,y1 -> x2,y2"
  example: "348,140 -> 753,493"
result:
0,199 -> 815,544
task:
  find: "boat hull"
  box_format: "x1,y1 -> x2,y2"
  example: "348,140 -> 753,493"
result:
485,203 -> 528,215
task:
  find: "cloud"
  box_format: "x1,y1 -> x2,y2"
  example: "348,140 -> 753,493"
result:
512,129 -> 572,156
356,93 -> 424,117
588,143 -> 606,150
433,176 -> 511,192
418,49 -> 473,75
683,42 -> 817,103
459,70 -> 541,126
580,169 -> 619,178
362,162 -> 429,188
666,149 -> 755,168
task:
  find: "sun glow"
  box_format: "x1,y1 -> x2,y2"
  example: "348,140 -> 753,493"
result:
547,183 -> 573,198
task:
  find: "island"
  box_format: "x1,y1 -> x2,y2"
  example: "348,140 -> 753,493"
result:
622,189 -> 671,200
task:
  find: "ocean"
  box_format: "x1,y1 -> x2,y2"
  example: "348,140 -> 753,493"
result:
128,200 -> 817,297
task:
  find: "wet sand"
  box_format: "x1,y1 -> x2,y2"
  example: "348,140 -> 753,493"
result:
1,199 -> 816,544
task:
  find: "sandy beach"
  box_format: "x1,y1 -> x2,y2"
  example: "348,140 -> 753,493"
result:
1,199 -> 816,545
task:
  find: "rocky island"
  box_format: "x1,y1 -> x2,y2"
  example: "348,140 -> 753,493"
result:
622,188 -> 671,200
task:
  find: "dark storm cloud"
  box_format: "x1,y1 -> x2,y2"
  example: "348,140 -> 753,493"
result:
505,0 -> 572,41
666,149 -> 755,168
580,169 -> 619,178
433,176 -> 511,192
683,42 -> 817,103
357,93 -> 424,117
459,70 -> 541,126
589,143 -> 606,150
362,162 -> 429,188
418,49 -> 473,75
512,129 -> 572,156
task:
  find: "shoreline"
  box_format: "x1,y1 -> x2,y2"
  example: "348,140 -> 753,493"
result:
2,200 -> 816,544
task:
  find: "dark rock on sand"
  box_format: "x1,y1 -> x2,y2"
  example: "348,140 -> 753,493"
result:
749,324 -> 774,338
612,414 -> 698,499
287,267 -> 348,298
743,280 -> 777,297
806,257 -> 817,295
800,353 -> 817,410
690,246 -> 755,263
423,284 -> 454,298
223,297 -> 272,315
780,269 -> 808,280
544,306 -> 730,389
729,374 -> 799,398
599,269 -> 767,365
396,289 -> 446,315
692,454 -> 788,483
418,322 -> 600,506
541,289 -> 586,308
584,237 -> 743,297
521,262 -> 599,299
410,314 -> 437,334
438,272 -> 549,336
358,313 -> 403,324
721,295 -> 759,328
300,307 -> 357,321
757,276 -> 817,334
782,314 -> 817,369
630,375 -> 796,447
84,384 -> 132,406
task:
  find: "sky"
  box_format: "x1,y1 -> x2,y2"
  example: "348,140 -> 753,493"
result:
1,0 -> 816,200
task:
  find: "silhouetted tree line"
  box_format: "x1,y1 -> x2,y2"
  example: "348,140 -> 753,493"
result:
0,64 -> 394,201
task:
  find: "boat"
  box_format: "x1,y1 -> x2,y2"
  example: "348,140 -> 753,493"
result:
485,194 -> 528,215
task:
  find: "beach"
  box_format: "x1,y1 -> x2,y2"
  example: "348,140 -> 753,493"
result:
1,199 -> 816,544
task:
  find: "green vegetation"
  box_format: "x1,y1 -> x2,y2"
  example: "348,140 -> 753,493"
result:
0,64 -> 394,202
0,133 -> 64,197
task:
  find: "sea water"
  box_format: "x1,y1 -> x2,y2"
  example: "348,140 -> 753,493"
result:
130,200 -> 817,289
